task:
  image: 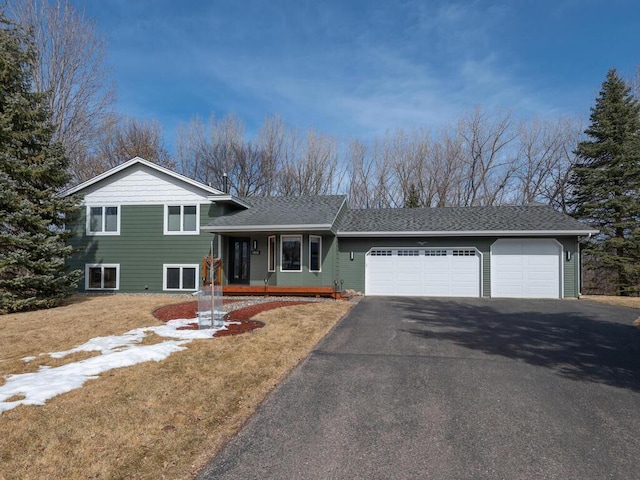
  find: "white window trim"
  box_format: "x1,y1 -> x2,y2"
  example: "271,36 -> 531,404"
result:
280,234 -> 302,273
86,205 -> 120,236
85,264 -> 120,290
309,235 -> 322,272
163,204 -> 200,235
268,235 -> 276,272
163,264 -> 200,291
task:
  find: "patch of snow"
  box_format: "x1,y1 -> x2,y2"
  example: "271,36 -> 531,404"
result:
0,317 -> 230,414
21,356 -> 37,363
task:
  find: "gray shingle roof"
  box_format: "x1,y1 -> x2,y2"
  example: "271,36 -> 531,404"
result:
204,195 -> 596,236
339,205 -> 595,234
205,195 -> 347,231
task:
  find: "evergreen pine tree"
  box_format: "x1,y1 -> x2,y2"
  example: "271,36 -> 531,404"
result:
0,14 -> 81,313
570,69 -> 640,296
404,183 -> 421,208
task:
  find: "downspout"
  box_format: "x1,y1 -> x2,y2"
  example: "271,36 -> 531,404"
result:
578,232 -> 592,297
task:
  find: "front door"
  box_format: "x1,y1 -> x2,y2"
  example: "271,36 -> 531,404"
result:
229,237 -> 250,284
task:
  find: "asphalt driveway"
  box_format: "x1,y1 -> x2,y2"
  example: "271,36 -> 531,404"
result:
197,297 -> 640,480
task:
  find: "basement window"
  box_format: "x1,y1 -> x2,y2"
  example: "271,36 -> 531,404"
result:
85,264 -> 119,290
163,264 -> 199,291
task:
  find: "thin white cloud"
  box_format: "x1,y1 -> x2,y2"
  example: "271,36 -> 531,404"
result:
82,0 -> 606,142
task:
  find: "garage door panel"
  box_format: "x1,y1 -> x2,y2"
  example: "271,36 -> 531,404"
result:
525,253 -> 558,267
424,285 -> 451,296
528,271 -> 556,281
501,273 -> 525,283
424,272 -> 449,283
492,239 -> 561,299
499,285 -> 525,296
451,286 -> 480,296
366,248 -> 481,297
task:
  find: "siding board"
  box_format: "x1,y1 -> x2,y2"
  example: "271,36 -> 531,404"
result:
68,204 -> 219,293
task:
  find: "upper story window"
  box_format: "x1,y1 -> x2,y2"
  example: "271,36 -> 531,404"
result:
87,206 -> 120,235
165,204 -> 199,235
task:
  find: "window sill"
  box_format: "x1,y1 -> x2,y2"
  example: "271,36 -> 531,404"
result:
163,231 -> 200,236
86,231 -> 120,236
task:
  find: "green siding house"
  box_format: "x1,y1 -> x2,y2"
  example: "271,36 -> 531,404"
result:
63,158 -> 597,299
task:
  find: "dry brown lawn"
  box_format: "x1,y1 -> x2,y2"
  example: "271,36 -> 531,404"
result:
0,295 -> 353,480
580,295 -> 640,309
580,295 -> 640,328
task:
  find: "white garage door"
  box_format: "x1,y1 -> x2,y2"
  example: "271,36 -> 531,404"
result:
365,248 -> 481,297
491,239 -> 562,298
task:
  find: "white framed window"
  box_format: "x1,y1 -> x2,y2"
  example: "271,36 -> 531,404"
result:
268,235 -> 276,272
164,204 -> 199,235
309,235 -> 322,272
280,235 -> 302,272
86,206 -> 120,235
85,264 -> 120,290
163,264 -> 199,291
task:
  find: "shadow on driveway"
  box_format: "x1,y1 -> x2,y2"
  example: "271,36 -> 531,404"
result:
397,298 -> 640,392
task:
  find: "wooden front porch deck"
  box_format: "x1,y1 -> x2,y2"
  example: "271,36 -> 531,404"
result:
222,285 -> 343,300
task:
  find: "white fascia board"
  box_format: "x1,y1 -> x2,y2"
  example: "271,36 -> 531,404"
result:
61,157 -> 223,197
202,224 -> 333,233
207,194 -> 251,209
337,229 -> 599,237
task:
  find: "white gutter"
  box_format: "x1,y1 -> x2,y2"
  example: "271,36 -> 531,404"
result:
337,229 -> 600,237
202,223 -> 334,233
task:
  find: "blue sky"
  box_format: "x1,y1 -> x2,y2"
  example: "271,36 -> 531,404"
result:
75,0 -> 639,146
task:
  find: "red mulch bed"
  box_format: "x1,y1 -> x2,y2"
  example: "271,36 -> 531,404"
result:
152,300 -> 309,336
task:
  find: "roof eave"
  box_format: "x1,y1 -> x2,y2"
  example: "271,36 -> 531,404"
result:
207,194 -> 251,209
202,224 -> 334,233
337,229 -> 600,237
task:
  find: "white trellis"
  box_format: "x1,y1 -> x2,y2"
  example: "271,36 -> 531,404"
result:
196,244 -> 225,329
196,285 -> 224,329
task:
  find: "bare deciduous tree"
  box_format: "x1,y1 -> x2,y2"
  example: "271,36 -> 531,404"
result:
174,106 -> 579,211
276,130 -> 340,196
229,142 -> 269,196
432,130 -> 465,206
177,113 -> 283,196
457,107 -> 518,206
97,115 -> 171,167
256,115 -> 286,196
176,113 -> 245,191
512,116 -> 580,209
346,139 -> 376,208
10,0 -> 115,181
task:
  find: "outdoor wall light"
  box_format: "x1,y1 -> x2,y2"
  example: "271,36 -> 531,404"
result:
350,251 -> 354,261
253,240 -> 258,250
566,250 -> 572,261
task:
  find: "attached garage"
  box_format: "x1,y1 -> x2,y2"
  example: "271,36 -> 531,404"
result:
365,247 -> 481,297
491,239 -> 562,298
